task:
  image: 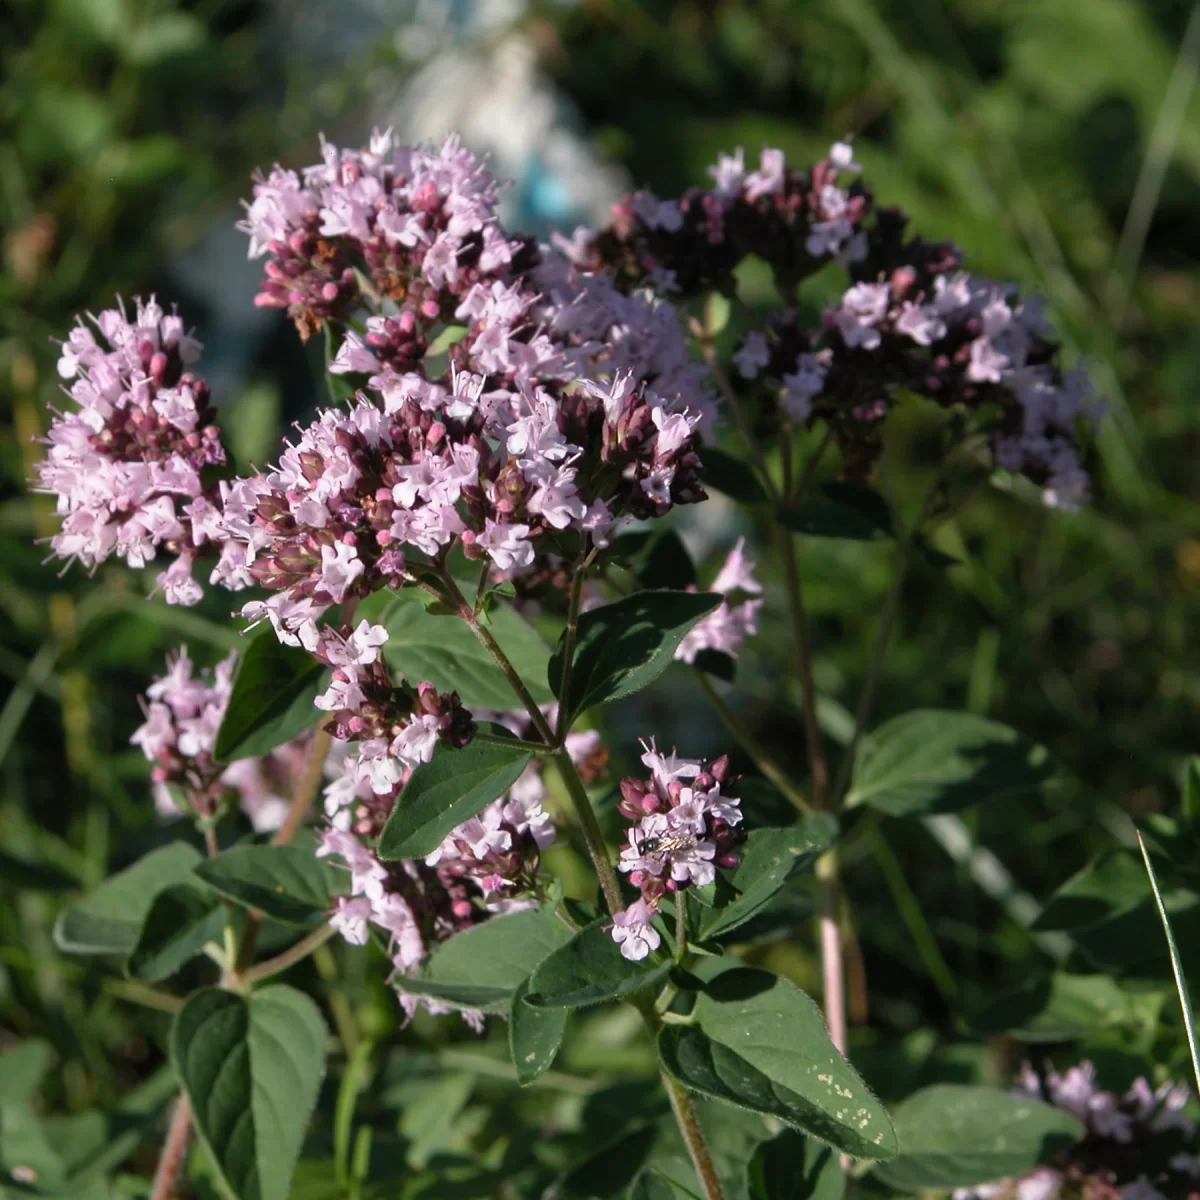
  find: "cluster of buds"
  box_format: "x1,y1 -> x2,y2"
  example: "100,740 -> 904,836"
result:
954,1062 -> 1199,1199
578,140 -> 1101,508
564,142 -> 870,295
317,705 -> 600,1025
34,298 -> 225,604
611,741 -> 744,960
674,537 -> 764,665
130,647 -> 305,833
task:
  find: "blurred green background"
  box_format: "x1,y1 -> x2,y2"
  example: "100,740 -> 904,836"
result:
2,0 -> 1199,1190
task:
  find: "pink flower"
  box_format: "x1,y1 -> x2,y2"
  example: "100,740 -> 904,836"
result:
611,900 -> 662,961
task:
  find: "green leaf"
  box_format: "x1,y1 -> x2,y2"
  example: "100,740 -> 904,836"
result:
872,1085 -> 1082,1191
551,591 -> 723,723
0,1040 -> 53,1105
214,634 -> 326,764
699,823 -> 832,941
392,908 -> 574,1015
700,448 -> 767,504
657,967 -> 896,1159
172,984 -> 327,1200
377,740 -> 533,861
373,591 -> 554,709
0,848 -> 80,891
127,884 -> 228,982
1032,849 -> 1149,931
778,484 -> 893,541
747,1129 -> 845,1200
54,843 -> 203,956
194,845 -> 344,927
509,976 -> 568,1085
846,710 -> 1056,817
1184,757 -> 1200,823
612,530 -> 698,591
527,917 -> 673,1009
971,972 -> 1146,1041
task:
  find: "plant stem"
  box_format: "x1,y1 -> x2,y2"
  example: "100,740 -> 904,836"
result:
552,746 -> 623,915
660,1065 -> 726,1200
442,572 -> 557,746
273,724 -> 333,848
816,849 -> 846,1053
242,923 -> 337,985
555,558 -> 588,741
694,670 -> 814,815
777,527 -> 830,808
149,1094 -> 192,1200
674,896 -> 688,963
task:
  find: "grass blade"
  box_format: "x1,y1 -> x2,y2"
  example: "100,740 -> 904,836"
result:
1136,831 -> 1200,1093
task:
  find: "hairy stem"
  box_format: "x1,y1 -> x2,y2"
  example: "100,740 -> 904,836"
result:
552,746 -> 623,915
660,1065 -> 726,1200
242,923 -> 337,985
149,1094 -> 193,1200
694,670 -> 814,815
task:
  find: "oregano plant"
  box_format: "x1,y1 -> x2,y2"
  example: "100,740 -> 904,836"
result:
19,128 -> 1198,1200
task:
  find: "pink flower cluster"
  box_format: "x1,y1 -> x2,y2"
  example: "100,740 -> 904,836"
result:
954,1061 -> 1199,1200
131,646 -> 303,832
577,140 -> 1101,508
674,537 -> 764,665
309,617 -> 473,800
611,742 -> 743,961
815,268 -> 1102,507
566,141 -> 869,296
216,132 -> 712,643
317,707 -> 595,1024
35,298 -> 224,604
242,132 -> 535,340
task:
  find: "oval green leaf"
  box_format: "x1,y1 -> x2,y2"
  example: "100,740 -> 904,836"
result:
872,1084 -> 1083,1191
171,984 -> 327,1200
550,591 -> 722,726
126,884 -> 227,982
374,591 -> 554,710
747,1128 -> 845,1200
527,917 -> 672,1009
194,844 -> 344,927
657,967 -> 896,1159
699,823 -> 833,941
392,907 -> 575,1015
378,740 -> 533,861
846,710 -> 1056,817
213,633 -> 326,764
509,975 -> 568,1085
54,842 -> 203,956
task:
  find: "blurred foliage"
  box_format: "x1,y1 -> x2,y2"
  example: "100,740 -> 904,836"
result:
2,0 -> 1200,1193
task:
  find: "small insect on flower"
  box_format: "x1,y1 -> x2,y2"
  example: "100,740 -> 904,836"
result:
639,834 -> 700,857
